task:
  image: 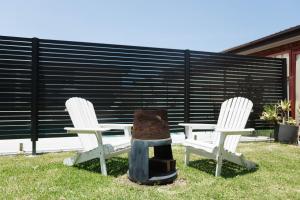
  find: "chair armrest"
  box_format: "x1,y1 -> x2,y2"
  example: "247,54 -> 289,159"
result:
179,123 -> 217,130
179,123 -> 217,139
98,123 -> 133,137
98,123 -> 133,129
216,128 -> 255,135
64,127 -> 111,134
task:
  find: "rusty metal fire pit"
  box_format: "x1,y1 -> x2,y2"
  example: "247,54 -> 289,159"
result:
132,109 -> 170,140
128,109 -> 177,185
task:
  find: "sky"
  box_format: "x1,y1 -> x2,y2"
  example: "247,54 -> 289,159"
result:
0,0 -> 300,52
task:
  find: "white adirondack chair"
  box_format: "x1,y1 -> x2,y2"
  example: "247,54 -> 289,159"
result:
63,97 -> 133,176
179,97 -> 256,176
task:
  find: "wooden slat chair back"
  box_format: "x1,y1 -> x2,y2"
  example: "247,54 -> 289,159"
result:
213,97 -> 253,153
66,97 -> 99,151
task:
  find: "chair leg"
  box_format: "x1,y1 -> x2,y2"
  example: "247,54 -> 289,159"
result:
94,131 -> 108,176
184,147 -> 190,166
99,148 -> 107,176
215,155 -> 223,176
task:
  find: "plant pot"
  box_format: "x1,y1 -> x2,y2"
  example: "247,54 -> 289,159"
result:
276,124 -> 299,144
274,124 -> 279,142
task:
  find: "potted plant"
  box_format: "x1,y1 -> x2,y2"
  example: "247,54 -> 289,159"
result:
260,104 -> 280,140
261,100 -> 298,144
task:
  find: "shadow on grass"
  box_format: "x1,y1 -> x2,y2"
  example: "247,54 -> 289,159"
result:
75,157 -> 128,177
188,159 -> 258,178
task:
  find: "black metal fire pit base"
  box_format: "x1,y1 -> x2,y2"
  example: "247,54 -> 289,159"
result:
128,138 -> 177,185
128,170 -> 177,185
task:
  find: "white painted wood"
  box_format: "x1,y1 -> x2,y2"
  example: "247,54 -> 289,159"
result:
179,97 -> 256,176
179,123 -> 217,129
184,147 -> 190,165
99,124 -> 133,137
215,132 -> 226,176
215,128 -> 255,133
179,123 -> 216,140
95,130 -> 107,176
124,127 -> 132,138
64,127 -> 111,134
64,97 -> 133,175
183,139 -> 217,153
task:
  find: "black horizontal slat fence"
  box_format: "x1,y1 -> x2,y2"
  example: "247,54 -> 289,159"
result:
188,51 -> 285,129
0,36 -> 32,139
0,35 -> 287,143
38,39 -> 185,137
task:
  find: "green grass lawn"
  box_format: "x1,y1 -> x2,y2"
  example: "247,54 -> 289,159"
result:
0,142 -> 299,200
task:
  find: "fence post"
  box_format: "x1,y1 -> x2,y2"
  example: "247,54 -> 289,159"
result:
184,49 -> 190,123
282,58 -> 288,100
31,37 -> 39,155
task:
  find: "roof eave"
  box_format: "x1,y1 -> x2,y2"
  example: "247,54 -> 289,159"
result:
223,25 -> 300,54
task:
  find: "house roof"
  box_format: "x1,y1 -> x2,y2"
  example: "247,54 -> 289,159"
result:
223,25 -> 300,54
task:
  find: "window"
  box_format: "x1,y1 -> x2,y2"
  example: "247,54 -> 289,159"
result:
270,53 -> 290,101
